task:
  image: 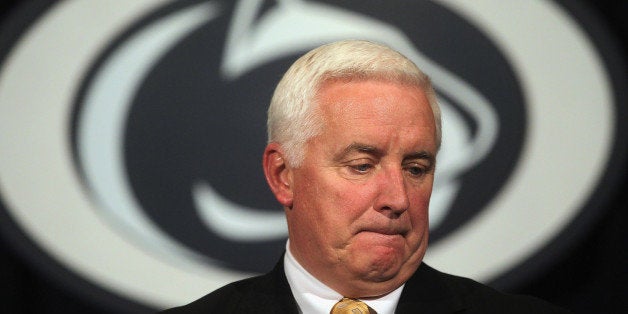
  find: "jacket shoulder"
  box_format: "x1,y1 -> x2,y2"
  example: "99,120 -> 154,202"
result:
160,259 -> 298,313
424,265 -> 571,313
160,276 -> 262,313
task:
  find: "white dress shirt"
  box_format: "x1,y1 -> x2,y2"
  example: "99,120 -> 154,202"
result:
283,241 -> 403,314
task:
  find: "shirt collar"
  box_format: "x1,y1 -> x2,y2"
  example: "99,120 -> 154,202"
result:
283,241 -> 404,314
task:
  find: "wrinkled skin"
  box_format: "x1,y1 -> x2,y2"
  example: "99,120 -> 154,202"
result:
264,79 -> 437,297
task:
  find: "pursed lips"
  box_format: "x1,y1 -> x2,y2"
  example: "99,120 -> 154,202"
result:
357,225 -> 409,237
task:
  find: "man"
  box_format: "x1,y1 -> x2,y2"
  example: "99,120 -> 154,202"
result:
163,40 -> 569,313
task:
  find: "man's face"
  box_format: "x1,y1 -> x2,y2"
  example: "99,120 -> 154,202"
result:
285,79 -> 437,297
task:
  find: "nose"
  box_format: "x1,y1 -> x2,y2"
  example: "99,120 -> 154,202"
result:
374,167 -> 410,217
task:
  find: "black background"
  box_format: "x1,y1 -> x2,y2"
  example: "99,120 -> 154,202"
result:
0,0 -> 626,313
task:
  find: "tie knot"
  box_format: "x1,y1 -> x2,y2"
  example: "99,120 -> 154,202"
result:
330,297 -> 371,314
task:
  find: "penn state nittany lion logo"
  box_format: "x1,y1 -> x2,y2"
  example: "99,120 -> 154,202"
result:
0,0 -> 624,311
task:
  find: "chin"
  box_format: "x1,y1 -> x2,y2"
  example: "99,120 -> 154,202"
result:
360,251 -> 406,281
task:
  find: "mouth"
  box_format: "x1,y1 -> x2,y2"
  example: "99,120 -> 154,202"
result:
358,226 -> 408,237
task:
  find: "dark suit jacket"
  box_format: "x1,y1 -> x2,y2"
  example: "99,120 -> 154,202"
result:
161,260 -> 570,313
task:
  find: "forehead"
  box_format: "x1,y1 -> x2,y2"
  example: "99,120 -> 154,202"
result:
312,79 -> 437,151
316,79 -> 434,127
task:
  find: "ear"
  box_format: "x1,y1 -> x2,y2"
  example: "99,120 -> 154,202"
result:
263,143 -> 294,208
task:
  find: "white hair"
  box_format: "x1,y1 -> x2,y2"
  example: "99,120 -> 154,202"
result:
267,40 -> 441,167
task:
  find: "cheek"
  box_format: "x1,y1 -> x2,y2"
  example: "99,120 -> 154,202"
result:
309,181 -> 377,244
329,182 -> 378,214
409,187 -> 432,225
292,174 -> 351,230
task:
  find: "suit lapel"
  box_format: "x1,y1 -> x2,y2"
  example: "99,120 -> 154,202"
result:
395,263 -> 468,314
234,257 -> 300,313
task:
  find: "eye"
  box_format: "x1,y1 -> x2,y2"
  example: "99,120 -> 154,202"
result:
407,166 -> 424,176
351,163 -> 374,173
344,158 -> 376,175
404,163 -> 428,177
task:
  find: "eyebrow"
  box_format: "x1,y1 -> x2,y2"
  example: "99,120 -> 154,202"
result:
334,142 -> 383,162
404,151 -> 436,166
334,142 -> 435,163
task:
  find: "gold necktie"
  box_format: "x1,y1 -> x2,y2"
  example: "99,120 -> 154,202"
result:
330,297 -> 371,314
